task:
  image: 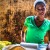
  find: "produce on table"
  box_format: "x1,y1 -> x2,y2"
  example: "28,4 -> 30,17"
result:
0,41 -> 12,50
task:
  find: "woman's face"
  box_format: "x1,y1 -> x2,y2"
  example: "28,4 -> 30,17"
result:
35,4 -> 46,18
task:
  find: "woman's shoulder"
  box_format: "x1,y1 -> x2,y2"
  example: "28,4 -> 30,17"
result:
26,16 -> 35,19
44,18 -> 50,23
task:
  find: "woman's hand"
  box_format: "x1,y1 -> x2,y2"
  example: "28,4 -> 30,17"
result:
46,42 -> 50,50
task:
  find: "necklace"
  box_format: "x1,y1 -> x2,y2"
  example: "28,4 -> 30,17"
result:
35,16 -> 44,22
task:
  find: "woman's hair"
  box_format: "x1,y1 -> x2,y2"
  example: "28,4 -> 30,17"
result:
34,0 -> 46,9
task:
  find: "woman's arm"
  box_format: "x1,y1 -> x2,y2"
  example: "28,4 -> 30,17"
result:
21,26 -> 27,42
44,32 -> 49,43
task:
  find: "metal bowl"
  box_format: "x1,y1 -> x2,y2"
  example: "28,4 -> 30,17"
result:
2,43 -> 37,50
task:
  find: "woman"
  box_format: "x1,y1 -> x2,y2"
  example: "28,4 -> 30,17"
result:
21,0 -> 50,50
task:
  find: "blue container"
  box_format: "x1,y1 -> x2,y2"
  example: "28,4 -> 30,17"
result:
37,44 -> 48,50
